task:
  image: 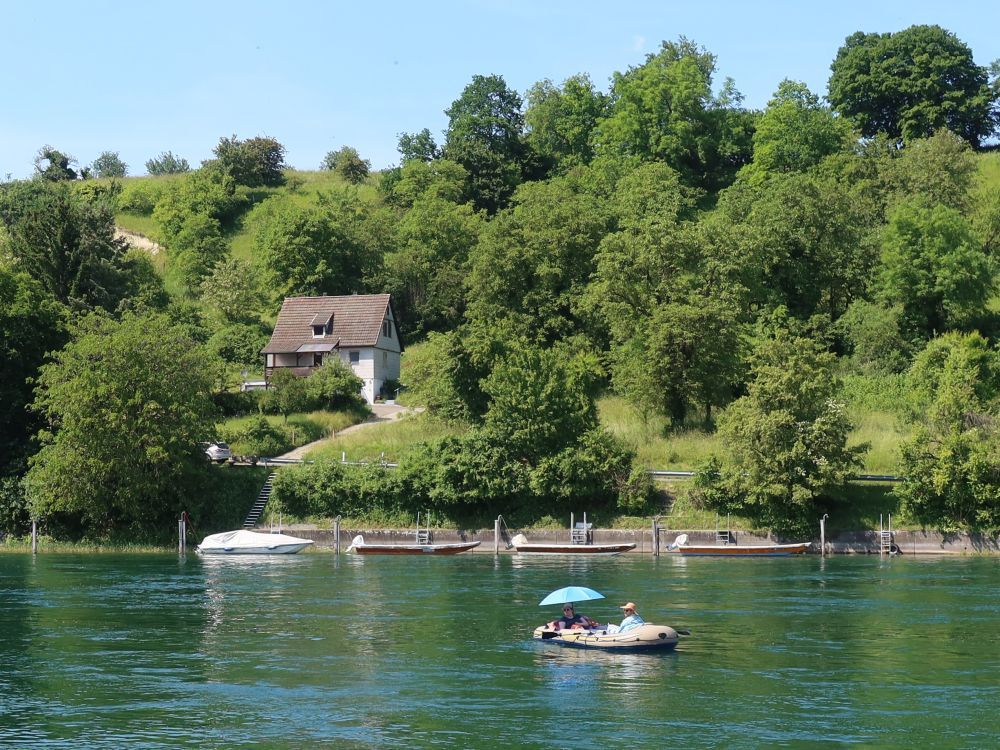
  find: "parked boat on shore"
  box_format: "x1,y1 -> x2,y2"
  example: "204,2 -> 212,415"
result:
511,533 -> 636,555
197,529 -> 314,555
346,534 -> 481,555
667,533 -> 810,556
509,513 -> 635,555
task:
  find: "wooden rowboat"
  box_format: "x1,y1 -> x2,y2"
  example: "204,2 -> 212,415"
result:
668,534 -> 810,556
511,534 -> 636,555
346,534 -> 481,556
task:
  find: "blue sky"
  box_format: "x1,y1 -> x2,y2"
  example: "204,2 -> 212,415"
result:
2,1 -> 998,179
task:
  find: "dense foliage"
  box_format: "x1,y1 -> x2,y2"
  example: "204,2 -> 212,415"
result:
25,313 -> 218,537
2,24 -> 1000,537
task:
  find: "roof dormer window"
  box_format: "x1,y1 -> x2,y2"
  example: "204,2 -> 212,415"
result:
311,312 -> 334,338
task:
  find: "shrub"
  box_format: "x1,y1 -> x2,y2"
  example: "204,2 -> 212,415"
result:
118,180 -> 170,215
220,414 -> 288,458
306,361 -> 364,410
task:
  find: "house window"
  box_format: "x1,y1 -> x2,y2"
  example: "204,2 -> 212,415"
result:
312,325 -> 324,338
349,351 -> 360,364
383,319 -> 392,338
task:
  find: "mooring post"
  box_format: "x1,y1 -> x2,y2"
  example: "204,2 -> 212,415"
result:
334,516 -> 341,555
178,513 -> 186,554
31,519 -> 37,554
820,514 -> 828,556
651,516 -> 660,556
494,517 -> 500,555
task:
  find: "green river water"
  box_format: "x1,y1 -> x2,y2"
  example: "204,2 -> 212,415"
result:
1,551 -> 997,749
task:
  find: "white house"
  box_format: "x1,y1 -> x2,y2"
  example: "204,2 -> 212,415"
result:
261,294 -> 402,404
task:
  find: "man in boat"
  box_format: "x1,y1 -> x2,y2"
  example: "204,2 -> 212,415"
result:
547,603 -> 599,631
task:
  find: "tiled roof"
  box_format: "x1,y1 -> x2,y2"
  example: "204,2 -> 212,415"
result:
262,294 -> 393,354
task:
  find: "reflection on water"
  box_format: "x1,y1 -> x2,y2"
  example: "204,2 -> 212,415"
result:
533,642 -> 676,696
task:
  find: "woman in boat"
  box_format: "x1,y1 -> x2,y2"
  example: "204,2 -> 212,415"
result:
548,603 -> 599,630
617,602 -> 644,632
605,602 -> 645,633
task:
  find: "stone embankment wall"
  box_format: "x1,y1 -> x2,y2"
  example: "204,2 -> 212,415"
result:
269,526 -> 999,555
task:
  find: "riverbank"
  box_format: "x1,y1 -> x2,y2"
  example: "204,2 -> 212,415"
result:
267,525 -> 1000,555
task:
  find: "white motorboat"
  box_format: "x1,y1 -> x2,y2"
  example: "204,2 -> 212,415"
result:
196,529 -> 314,555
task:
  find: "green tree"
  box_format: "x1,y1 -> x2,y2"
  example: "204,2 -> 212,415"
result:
711,171 -> 875,321
524,73 -> 608,173
145,151 -> 190,175
828,25 -> 999,147
212,134 -> 287,187
699,329 -> 866,531
835,300 -> 911,375
388,159 -> 468,207
385,195 -> 481,338
397,128 -> 440,163
481,344 -> 601,463
0,268 -> 67,476
465,175 -> 610,342
741,80 -> 855,181
594,37 -> 754,192
251,196 -> 368,301
166,212 -> 227,289
264,368 -> 310,422
91,151 -> 128,178
895,333 -> 1000,530
881,129 -> 978,213
25,312 -> 217,535
0,181 -> 131,311
585,162 -> 744,425
878,200 -> 993,338
33,145 -> 78,181
200,257 -> 265,323
206,322 -> 271,374
321,146 -> 371,184
443,74 -> 531,214
152,164 -> 244,239
609,295 -> 745,427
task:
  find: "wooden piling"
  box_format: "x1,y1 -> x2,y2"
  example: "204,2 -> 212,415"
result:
31,519 -> 37,554
334,516 -> 341,555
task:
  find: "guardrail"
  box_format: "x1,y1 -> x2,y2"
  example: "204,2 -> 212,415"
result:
648,470 -> 903,483
241,458 -> 903,482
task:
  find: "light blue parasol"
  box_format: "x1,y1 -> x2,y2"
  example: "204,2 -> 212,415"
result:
538,586 -> 605,607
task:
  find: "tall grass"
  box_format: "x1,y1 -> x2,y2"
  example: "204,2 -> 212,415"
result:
598,396 -> 719,470
308,412 -> 464,462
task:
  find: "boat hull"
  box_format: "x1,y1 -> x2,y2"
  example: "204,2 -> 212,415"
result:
514,543 -> 636,555
348,535 -> 481,555
197,530 -> 314,555
533,623 -> 679,651
676,542 -> 810,556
